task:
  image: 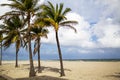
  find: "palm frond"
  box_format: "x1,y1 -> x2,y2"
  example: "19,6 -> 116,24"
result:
0,24 -> 6,29
61,24 -> 77,32
43,18 -> 56,27
0,34 -> 3,42
62,8 -> 71,15
1,1 -> 24,10
0,10 -> 23,21
32,0 -> 39,8
60,21 -> 78,25
3,34 -> 13,49
58,3 -> 63,15
47,1 -> 55,14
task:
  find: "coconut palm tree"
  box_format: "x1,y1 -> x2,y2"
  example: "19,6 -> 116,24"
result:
0,16 -> 24,67
31,26 -> 48,73
1,0 -> 42,77
0,33 -> 3,65
41,1 -> 78,76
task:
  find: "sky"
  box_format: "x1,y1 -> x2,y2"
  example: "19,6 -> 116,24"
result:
0,0 -> 120,60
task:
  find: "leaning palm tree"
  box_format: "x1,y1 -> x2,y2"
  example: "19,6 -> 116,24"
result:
1,0 -> 42,77
0,33 -> 3,65
31,26 -> 48,73
0,16 -> 24,67
41,1 -> 78,76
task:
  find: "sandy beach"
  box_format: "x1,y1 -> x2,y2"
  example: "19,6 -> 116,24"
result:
0,60 -> 120,80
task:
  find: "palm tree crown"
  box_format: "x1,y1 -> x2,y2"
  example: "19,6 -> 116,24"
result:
0,15 -> 24,67
1,16 -> 23,49
41,1 -> 77,31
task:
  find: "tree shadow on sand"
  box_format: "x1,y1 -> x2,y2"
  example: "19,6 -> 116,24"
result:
22,64 -> 71,73
34,66 -> 71,73
16,75 -> 68,80
0,74 -> 15,80
21,64 -> 30,66
104,72 -> 120,78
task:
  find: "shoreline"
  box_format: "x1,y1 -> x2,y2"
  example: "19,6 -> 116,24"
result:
2,59 -> 120,62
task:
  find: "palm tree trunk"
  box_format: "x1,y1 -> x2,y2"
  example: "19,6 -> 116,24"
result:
15,43 -> 18,67
0,42 -> 2,65
15,50 -> 18,67
28,13 -> 36,77
55,31 -> 65,76
38,38 -> 42,73
28,36 -> 36,77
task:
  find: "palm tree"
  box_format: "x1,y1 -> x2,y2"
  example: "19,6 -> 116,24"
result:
0,16 -> 24,67
1,0 -> 42,77
0,33 -> 3,65
41,1 -> 78,76
31,26 -> 48,73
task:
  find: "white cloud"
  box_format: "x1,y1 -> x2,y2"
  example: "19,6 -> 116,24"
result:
92,18 -> 120,48
38,0 -> 44,5
42,11 -> 120,49
96,0 -> 120,24
0,0 -> 12,24
0,0 -> 11,15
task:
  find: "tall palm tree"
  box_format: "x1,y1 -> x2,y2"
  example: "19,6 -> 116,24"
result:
41,1 -> 78,76
1,0 -> 42,77
0,16 -> 24,67
31,26 -> 48,73
0,33 -> 3,65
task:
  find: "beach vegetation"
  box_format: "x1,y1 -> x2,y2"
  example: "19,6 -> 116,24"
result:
40,1 -> 78,76
0,0 -> 42,77
0,15 -> 24,67
0,0 -> 77,77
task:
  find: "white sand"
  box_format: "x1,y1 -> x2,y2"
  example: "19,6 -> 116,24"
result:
0,61 -> 120,80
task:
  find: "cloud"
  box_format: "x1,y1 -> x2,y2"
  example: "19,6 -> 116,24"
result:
38,0 -> 44,5
59,12 -> 96,48
92,18 -> 120,48
42,11 -> 120,49
0,0 -> 11,15
42,12 -> 96,48
47,0 -> 106,23
0,0 -> 11,24
43,0 -> 120,48
95,0 -> 120,24
48,0 -> 120,24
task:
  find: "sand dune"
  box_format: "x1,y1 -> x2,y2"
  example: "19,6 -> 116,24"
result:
0,61 -> 120,80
